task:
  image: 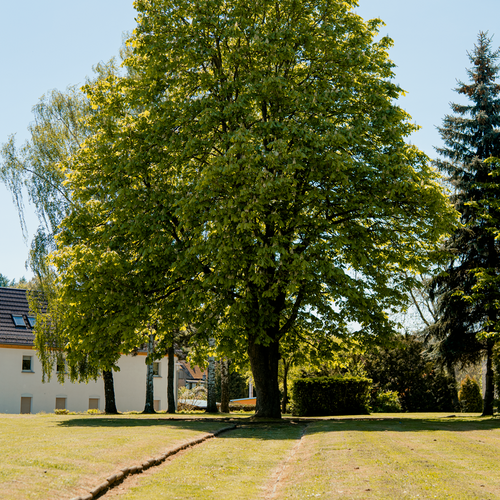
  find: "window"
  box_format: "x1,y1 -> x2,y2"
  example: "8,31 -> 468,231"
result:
12,315 -> 25,327
153,362 -> 160,376
55,398 -> 66,410
56,361 -> 65,373
88,398 -> 99,410
154,400 -> 160,411
22,356 -> 32,372
20,397 -> 32,414
27,316 -> 36,328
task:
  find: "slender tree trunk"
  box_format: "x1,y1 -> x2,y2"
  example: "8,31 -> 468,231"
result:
103,370 -> 118,414
220,358 -> 230,413
167,343 -> 176,414
281,359 -> 290,414
143,333 -> 156,414
206,338 -> 218,413
447,361 -> 460,412
248,332 -> 281,419
482,340 -> 495,416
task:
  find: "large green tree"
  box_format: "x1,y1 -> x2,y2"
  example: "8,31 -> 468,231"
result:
428,33 -> 500,416
54,0 -> 456,418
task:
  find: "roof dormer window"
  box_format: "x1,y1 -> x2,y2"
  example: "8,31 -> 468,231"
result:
12,315 -> 26,327
27,317 -> 36,328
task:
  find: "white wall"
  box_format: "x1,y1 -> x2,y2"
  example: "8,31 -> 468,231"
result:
0,346 -> 176,414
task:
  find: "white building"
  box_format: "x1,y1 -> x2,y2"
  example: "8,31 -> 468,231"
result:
0,287 -> 177,414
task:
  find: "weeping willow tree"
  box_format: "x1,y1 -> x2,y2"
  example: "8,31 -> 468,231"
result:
0,61 -> 123,413
2,55 -> 186,414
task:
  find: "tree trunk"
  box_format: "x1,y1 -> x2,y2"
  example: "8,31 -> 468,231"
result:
220,358 -> 230,413
248,334 -> 281,419
482,340 -> 495,416
447,361 -> 460,412
281,359 -> 290,414
143,333 -> 156,414
103,370 -> 118,414
206,339 -> 218,413
167,343 -> 176,413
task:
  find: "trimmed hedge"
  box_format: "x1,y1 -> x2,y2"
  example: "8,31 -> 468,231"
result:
292,376 -> 372,416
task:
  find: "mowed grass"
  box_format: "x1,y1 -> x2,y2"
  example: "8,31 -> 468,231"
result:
116,423 -> 303,500
0,413 -> 232,500
104,414 -> 500,500
279,415 -> 500,500
2,413 -> 500,500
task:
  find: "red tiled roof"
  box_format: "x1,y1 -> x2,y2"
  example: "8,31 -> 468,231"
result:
180,360 -> 206,380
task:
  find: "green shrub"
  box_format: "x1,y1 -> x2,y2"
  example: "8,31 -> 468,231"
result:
54,409 -> 69,415
364,336 -> 457,412
177,402 -> 205,411
228,403 -> 255,412
86,409 -> 102,415
371,390 -> 402,413
176,408 -> 205,414
458,376 -> 483,412
292,376 -> 371,416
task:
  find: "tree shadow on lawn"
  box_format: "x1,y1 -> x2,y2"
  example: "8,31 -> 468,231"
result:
299,415 -> 500,434
56,414 -> 500,436
56,415 -> 303,440
56,416 -> 237,430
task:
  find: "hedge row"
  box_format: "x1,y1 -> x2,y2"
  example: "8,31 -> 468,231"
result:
292,376 -> 372,416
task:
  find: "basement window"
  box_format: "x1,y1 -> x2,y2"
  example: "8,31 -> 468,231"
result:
55,397 -> 66,410
89,398 -> 99,410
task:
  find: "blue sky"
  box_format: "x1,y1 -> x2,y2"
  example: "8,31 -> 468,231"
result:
1,0 -> 500,281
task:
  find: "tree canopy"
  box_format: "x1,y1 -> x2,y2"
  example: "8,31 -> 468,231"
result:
50,0 -> 456,417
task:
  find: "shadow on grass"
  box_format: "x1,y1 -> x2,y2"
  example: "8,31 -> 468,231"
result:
56,413 -> 500,436
297,416 -> 500,434
57,416 -> 239,429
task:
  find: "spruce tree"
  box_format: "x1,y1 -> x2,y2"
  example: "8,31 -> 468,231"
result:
429,32 -> 500,416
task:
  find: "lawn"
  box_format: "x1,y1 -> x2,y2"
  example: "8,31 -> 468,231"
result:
0,413 -> 232,500
114,423 -> 302,500
278,414 -> 500,500
103,414 -> 500,500
1,413 -> 500,500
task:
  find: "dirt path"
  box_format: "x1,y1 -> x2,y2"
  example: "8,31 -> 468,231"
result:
263,423 -> 309,500
99,443 -> 194,498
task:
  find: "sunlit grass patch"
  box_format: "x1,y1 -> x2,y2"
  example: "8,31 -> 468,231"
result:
278,416 -> 500,499
118,424 -> 303,500
0,413 -> 230,500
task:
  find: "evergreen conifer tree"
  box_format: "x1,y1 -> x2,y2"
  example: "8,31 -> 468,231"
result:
429,32 -> 500,416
